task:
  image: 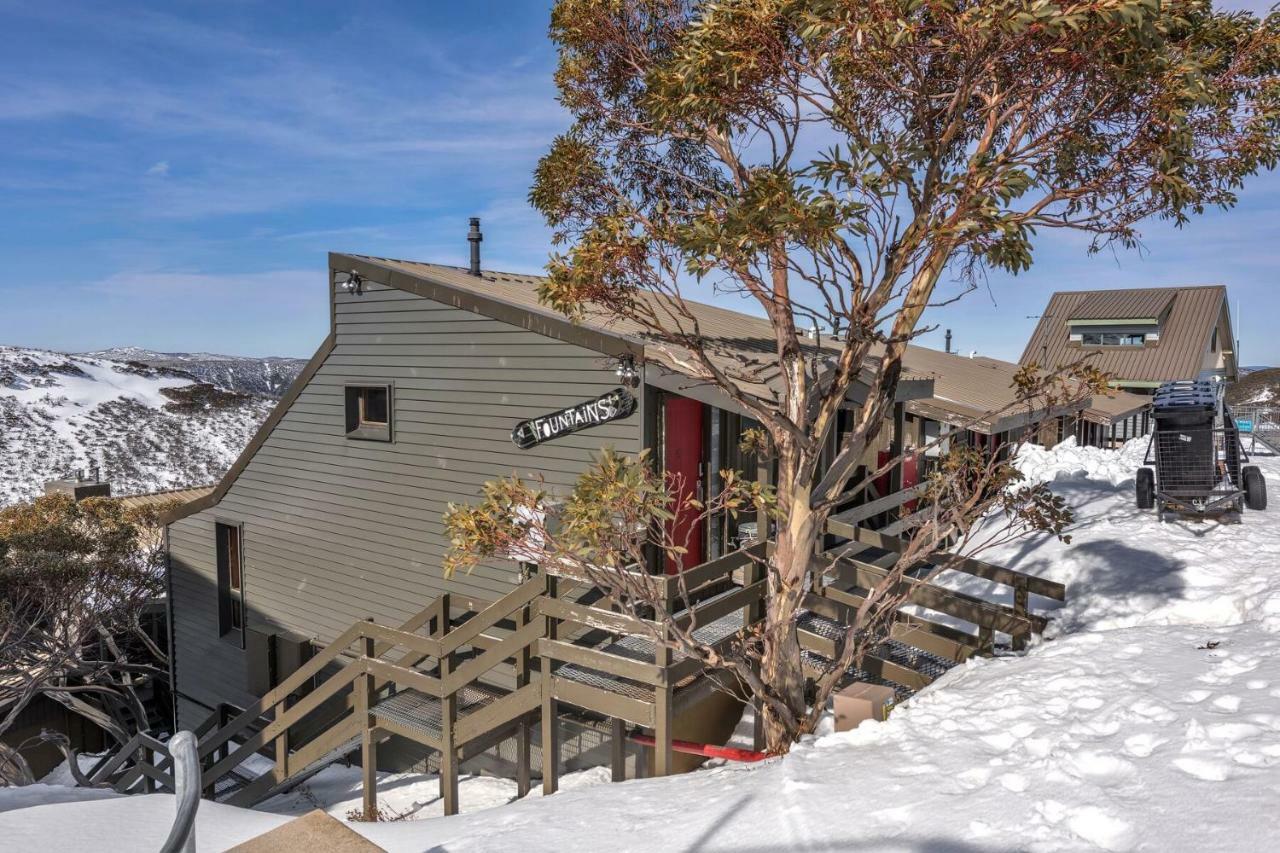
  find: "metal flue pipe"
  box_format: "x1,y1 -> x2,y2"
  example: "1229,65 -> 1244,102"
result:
468,217 -> 483,276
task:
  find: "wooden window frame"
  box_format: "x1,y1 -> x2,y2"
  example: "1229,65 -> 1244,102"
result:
215,520 -> 246,648
344,384 -> 393,442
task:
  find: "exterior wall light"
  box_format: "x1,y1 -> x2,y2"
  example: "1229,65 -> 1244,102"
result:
615,354 -> 640,388
335,271 -> 363,295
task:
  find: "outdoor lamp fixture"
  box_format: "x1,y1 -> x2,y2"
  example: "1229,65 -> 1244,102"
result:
614,354 -> 640,388
334,270 -> 363,296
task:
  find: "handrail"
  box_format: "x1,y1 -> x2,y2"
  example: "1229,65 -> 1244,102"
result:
827,482 -> 930,528
159,731 -> 199,853
826,521 -> 1066,601
197,621 -> 367,761
664,543 -> 767,599
815,552 -> 1043,637
439,574 -> 544,656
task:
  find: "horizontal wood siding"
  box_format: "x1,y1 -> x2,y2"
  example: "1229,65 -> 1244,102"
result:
168,280 -> 642,710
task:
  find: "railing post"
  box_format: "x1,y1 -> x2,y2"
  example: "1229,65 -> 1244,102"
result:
541,574 -> 559,796
1011,577 -> 1030,652
272,695 -> 291,784
439,600 -> 459,817
653,616 -> 673,777
611,717 -> 627,783
515,576 -> 533,798
357,619 -> 378,821
978,625 -> 994,654
752,456 -> 770,753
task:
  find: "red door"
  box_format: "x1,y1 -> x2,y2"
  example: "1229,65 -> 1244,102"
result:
664,396 -> 705,574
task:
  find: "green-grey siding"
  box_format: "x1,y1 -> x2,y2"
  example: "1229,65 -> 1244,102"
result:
168,280 -> 642,724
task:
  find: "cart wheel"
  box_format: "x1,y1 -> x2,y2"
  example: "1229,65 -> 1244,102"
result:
1136,468 -> 1155,510
1243,466 -> 1267,511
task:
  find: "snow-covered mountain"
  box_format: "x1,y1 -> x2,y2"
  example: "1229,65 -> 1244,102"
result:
0,346 -> 275,507
82,347 -> 306,398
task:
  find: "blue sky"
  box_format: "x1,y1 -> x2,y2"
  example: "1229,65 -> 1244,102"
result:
2,1 -> 1276,365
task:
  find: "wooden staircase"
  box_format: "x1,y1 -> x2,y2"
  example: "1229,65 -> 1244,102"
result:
90,516 -> 1062,816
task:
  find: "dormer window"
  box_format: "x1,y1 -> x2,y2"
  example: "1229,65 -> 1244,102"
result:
345,384 -> 393,441
1081,332 -> 1145,347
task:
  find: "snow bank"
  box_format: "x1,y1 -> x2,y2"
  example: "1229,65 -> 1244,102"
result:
1014,436 -> 1149,488
963,439 -> 1280,635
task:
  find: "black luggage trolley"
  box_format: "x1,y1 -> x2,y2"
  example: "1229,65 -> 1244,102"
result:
1136,380 -> 1267,520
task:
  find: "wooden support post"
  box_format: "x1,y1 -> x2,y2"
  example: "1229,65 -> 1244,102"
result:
433,595 -> 458,816
751,455 -> 770,752
515,587 -> 532,799
358,624 -> 378,821
611,717 -> 626,783
541,575 -> 559,796
654,624 -> 673,777
273,696 -> 291,783
1011,577 -> 1030,652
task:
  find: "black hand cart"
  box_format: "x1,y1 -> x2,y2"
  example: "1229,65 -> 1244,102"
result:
1136,380 -> 1267,520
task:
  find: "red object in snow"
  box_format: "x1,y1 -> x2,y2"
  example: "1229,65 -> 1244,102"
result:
628,733 -> 769,763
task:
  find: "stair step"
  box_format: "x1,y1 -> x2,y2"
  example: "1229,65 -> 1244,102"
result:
796,609 -> 958,701
371,682 -> 506,744
556,589 -> 746,701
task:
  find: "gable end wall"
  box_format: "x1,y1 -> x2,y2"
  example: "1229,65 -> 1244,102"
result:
167,280 -> 642,721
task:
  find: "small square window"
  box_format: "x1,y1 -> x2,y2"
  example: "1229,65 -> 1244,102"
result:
345,385 -> 393,441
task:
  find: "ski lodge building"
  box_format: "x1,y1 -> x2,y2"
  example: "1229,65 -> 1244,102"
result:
153,230 -> 1116,813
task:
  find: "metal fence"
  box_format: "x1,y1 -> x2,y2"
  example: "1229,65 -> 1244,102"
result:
1231,404 -> 1280,455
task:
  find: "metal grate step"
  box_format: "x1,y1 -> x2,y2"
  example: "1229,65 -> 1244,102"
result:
796,608 -> 957,694
556,590 -> 746,701
371,682 -> 506,743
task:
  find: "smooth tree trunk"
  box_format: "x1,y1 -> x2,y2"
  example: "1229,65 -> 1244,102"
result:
758,488 -> 820,752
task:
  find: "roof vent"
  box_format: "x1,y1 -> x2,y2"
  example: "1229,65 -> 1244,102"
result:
467,217 -> 483,277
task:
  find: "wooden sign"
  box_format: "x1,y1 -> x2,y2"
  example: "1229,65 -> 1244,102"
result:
512,388 -> 637,449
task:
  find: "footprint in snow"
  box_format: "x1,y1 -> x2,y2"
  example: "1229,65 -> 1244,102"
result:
997,772 -> 1028,793
1212,695 -> 1242,713
1172,755 -> 1233,782
1122,732 -> 1166,758
1065,806 -> 1137,853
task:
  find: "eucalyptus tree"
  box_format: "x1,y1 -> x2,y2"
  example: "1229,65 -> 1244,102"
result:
450,0 -> 1280,752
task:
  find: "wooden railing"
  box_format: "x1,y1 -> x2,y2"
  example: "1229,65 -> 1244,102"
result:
96,519 -> 1061,817
537,545 -> 766,791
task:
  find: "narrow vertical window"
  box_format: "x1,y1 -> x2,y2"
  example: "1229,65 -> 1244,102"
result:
216,522 -> 246,645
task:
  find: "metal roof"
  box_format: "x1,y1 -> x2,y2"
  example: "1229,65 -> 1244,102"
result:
1083,387 -> 1152,425
1066,289 -> 1176,322
342,255 -> 934,401
1020,286 -> 1229,384
117,485 -> 216,511
898,347 -> 1095,434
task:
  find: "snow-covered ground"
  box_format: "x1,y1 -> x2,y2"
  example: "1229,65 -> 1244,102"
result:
3,438 -> 1280,852
0,345 -> 273,505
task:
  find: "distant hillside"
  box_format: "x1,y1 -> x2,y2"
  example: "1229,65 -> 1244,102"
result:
82,347 -> 306,398
1228,367 -> 1280,406
0,346 -> 274,507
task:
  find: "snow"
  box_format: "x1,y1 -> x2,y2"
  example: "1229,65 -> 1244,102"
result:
4,439 -> 1280,851
0,345 -> 274,506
